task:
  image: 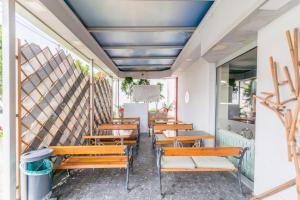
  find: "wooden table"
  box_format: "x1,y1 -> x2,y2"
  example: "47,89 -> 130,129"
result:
112,117 -> 140,124
83,130 -> 136,145
154,120 -> 182,124
163,130 -> 214,147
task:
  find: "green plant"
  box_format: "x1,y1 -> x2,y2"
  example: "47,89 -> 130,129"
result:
229,78 -> 238,92
156,82 -> 165,100
121,77 -> 135,98
120,77 -> 151,98
137,79 -> 150,85
161,102 -> 174,113
120,78 -> 166,101
74,60 -> 89,76
244,80 -> 254,104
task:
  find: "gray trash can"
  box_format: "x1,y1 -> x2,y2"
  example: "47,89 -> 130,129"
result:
20,148 -> 53,200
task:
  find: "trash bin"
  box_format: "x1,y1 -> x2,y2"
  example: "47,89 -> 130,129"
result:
20,148 -> 53,200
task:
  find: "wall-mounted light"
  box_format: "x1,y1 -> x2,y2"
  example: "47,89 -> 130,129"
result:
185,91 -> 190,104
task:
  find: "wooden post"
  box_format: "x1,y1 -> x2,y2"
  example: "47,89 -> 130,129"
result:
251,178 -> 296,200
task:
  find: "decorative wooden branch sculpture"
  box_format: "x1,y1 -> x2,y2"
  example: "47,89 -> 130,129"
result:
252,28 -> 300,200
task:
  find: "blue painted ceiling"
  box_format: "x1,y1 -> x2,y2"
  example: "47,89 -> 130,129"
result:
65,0 -> 213,72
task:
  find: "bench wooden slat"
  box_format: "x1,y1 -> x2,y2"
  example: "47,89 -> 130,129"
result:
156,140 -> 196,145
82,135 -> 135,139
64,156 -> 128,163
99,140 -> 137,145
154,124 -> 193,131
112,117 -> 140,121
98,123 -> 138,130
160,168 -> 238,172
50,145 -> 126,155
54,163 -> 127,169
162,147 -> 242,156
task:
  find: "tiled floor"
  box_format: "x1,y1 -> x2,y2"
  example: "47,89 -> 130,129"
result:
53,133 -> 252,200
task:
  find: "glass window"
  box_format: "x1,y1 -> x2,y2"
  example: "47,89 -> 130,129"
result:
215,48 -> 257,181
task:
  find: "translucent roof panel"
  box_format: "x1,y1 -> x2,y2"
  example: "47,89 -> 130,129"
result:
64,0 -> 214,72
65,0 -> 214,27
114,58 -> 175,66
105,49 -> 181,58
92,32 -> 192,46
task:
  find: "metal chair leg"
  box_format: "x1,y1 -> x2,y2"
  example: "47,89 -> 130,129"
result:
130,157 -> 134,173
237,171 -> 244,195
135,144 -> 139,156
152,134 -> 156,150
159,170 -> 162,195
126,166 -> 130,190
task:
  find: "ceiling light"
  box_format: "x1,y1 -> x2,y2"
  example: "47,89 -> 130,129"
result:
260,0 -> 292,10
185,58 -> 193,62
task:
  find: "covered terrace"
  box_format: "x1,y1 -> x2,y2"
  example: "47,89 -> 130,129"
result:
2,0 -> 300,200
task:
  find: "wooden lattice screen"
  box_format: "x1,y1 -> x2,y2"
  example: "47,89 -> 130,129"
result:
94,79 -> 113,126
19,42 -> 112,153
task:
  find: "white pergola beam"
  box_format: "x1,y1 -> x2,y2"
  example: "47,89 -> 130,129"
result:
88,27 -> 195,32
112,57 -> 176,60
103,45 -> 184,50
2,0 -> 16,199
118,65 -> 171,69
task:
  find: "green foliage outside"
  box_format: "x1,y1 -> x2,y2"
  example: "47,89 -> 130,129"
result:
121,77 -> 163,99
74,59 -> 89,76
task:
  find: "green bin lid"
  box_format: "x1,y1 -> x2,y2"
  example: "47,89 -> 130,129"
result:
21,148 -> 53,163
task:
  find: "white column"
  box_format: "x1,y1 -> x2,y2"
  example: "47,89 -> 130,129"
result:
89,59 -> 94,135
2,0 -> 16,199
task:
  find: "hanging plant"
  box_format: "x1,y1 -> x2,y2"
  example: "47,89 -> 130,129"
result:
121,77 -> 135,98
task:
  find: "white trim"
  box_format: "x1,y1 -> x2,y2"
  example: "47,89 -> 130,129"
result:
103,46 -> 184,50
216,40 -> 257,67
89,59 -> 94,136
2,0 -> 17,199
88,27 -> 195,32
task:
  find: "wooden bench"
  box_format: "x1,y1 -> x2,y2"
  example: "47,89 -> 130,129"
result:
152,124 -> 194,149
97,123 -> 140,154
157,147 -> 248,195
98,123 -> 138,131
111,118 -> 140,132
50,145 -> 133,190
148,116 -> 176,136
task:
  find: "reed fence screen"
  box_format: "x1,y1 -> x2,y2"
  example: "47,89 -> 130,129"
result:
19,42 -> 112,153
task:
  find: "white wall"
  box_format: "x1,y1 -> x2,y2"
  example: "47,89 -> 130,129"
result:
177,58 -> 216,141
254,4 -> 300,199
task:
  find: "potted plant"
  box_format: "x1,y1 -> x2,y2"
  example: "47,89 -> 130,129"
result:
161,102 -> 174,114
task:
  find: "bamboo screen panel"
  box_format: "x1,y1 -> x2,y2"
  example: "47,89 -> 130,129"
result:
19,42 -> 112,153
